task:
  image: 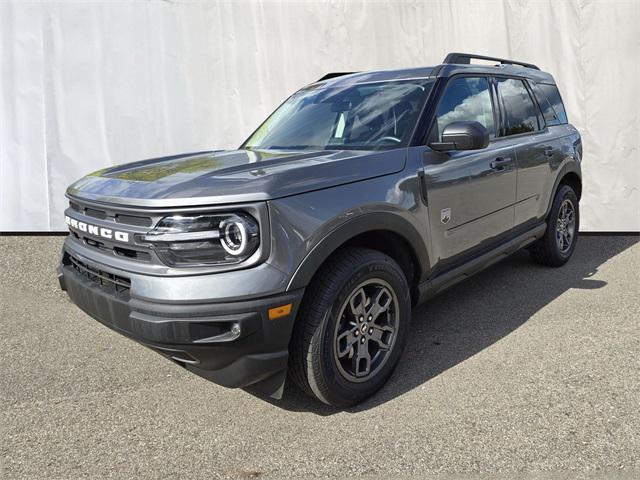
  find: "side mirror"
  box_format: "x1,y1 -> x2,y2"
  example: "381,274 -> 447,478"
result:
430,121 -> 489,151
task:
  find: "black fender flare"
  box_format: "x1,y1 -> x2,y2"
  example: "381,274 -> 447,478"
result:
286,212 -> 430,291
545,160 -> 582,218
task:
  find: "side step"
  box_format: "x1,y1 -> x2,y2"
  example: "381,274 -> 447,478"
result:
416,223 -> 546,304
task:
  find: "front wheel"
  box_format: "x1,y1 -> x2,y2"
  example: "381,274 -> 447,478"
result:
530,184 -> 579,267
289,248 -> 411,408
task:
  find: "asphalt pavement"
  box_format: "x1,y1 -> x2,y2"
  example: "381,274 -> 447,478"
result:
1,234 -> 638,479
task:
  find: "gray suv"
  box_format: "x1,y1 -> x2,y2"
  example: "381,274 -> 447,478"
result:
58,53 -> 582,407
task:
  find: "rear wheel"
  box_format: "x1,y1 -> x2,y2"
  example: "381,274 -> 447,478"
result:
289,247 -> 411,408
530,184 -> 579,267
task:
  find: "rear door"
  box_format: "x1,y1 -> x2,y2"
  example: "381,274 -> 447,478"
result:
494,77 -> 563,226
422,75 -> 517,268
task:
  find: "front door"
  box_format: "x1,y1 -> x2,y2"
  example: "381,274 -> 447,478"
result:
422,75 -> 517,269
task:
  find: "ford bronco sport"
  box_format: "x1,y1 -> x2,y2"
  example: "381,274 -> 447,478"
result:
58,53 -> 582,407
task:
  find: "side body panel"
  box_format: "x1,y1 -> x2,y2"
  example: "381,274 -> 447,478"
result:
512,129 -> 565,225
272,153 -> 433,290
419,142 -> 517,265
512,124 -> 582,225
277,75 -> 581,295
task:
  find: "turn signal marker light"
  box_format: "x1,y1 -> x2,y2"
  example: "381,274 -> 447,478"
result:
268,303 -> 292,320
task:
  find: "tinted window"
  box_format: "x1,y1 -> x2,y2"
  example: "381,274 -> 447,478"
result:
244,79 -> 434,151
434,77 -> 495,140
497,78 -> 539,135
533,83 -> 568,125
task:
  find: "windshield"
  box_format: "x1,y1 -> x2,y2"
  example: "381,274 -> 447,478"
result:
243,79 -> 434,151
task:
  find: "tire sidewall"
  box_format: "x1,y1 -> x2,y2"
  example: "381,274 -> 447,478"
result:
315,255 -> 411,406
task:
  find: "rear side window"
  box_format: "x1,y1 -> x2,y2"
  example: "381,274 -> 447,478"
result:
496,78 -> 540,136
434,76 -> 496,139
532,83 -> 568,125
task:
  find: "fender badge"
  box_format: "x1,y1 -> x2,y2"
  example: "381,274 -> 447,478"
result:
441,208 -> 451,224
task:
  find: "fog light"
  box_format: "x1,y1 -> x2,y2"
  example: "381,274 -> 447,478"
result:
230,323 -> 241,336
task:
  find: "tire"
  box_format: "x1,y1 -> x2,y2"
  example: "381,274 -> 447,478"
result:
530,184 -> 579,267
289,247 -> 411,408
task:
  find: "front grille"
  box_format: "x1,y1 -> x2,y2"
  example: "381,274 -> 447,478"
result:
68,199 -> 156,263
66,254 -> 131,295
70,201 -> 152,227
69,230 -> 152,262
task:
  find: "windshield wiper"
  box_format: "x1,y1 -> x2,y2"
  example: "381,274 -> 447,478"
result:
266,145 -> 311,150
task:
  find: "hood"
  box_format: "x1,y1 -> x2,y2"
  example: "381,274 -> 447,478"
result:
67,148 -> 406,207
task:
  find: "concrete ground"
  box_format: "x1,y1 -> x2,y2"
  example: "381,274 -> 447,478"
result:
0,235 -> 638,480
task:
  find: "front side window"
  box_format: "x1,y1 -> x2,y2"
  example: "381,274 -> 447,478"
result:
497,78 -> 540,135
433,76 -> 496,140
243,79 -> 434,151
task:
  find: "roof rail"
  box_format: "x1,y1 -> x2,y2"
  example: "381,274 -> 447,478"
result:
443,52 -> 540,71
317,72 -> 356,81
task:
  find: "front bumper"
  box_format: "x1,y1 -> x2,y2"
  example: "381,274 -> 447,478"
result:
58,249 -> 303,397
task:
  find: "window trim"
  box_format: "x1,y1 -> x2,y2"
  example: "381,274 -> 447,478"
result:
489,76 -> 506,137
524,79 -> 547,130
415,73 -> 556,147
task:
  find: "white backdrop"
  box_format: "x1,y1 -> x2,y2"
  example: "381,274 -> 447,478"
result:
1,0 -> 638,231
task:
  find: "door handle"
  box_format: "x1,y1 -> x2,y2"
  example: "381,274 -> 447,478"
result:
543,146 -> 554,157
490,157 -> 513,171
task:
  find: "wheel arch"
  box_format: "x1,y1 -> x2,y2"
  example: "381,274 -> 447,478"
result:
546,162 -> 582,217
286,213 -> 429,304
559,171 -> 582,200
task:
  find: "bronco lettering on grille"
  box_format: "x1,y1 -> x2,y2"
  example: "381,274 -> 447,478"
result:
65,215 -> 130,243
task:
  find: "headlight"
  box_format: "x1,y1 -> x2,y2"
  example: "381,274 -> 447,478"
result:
143,213 -> 260,267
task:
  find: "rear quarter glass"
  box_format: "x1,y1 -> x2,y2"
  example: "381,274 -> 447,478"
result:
532,82 -> 568,125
